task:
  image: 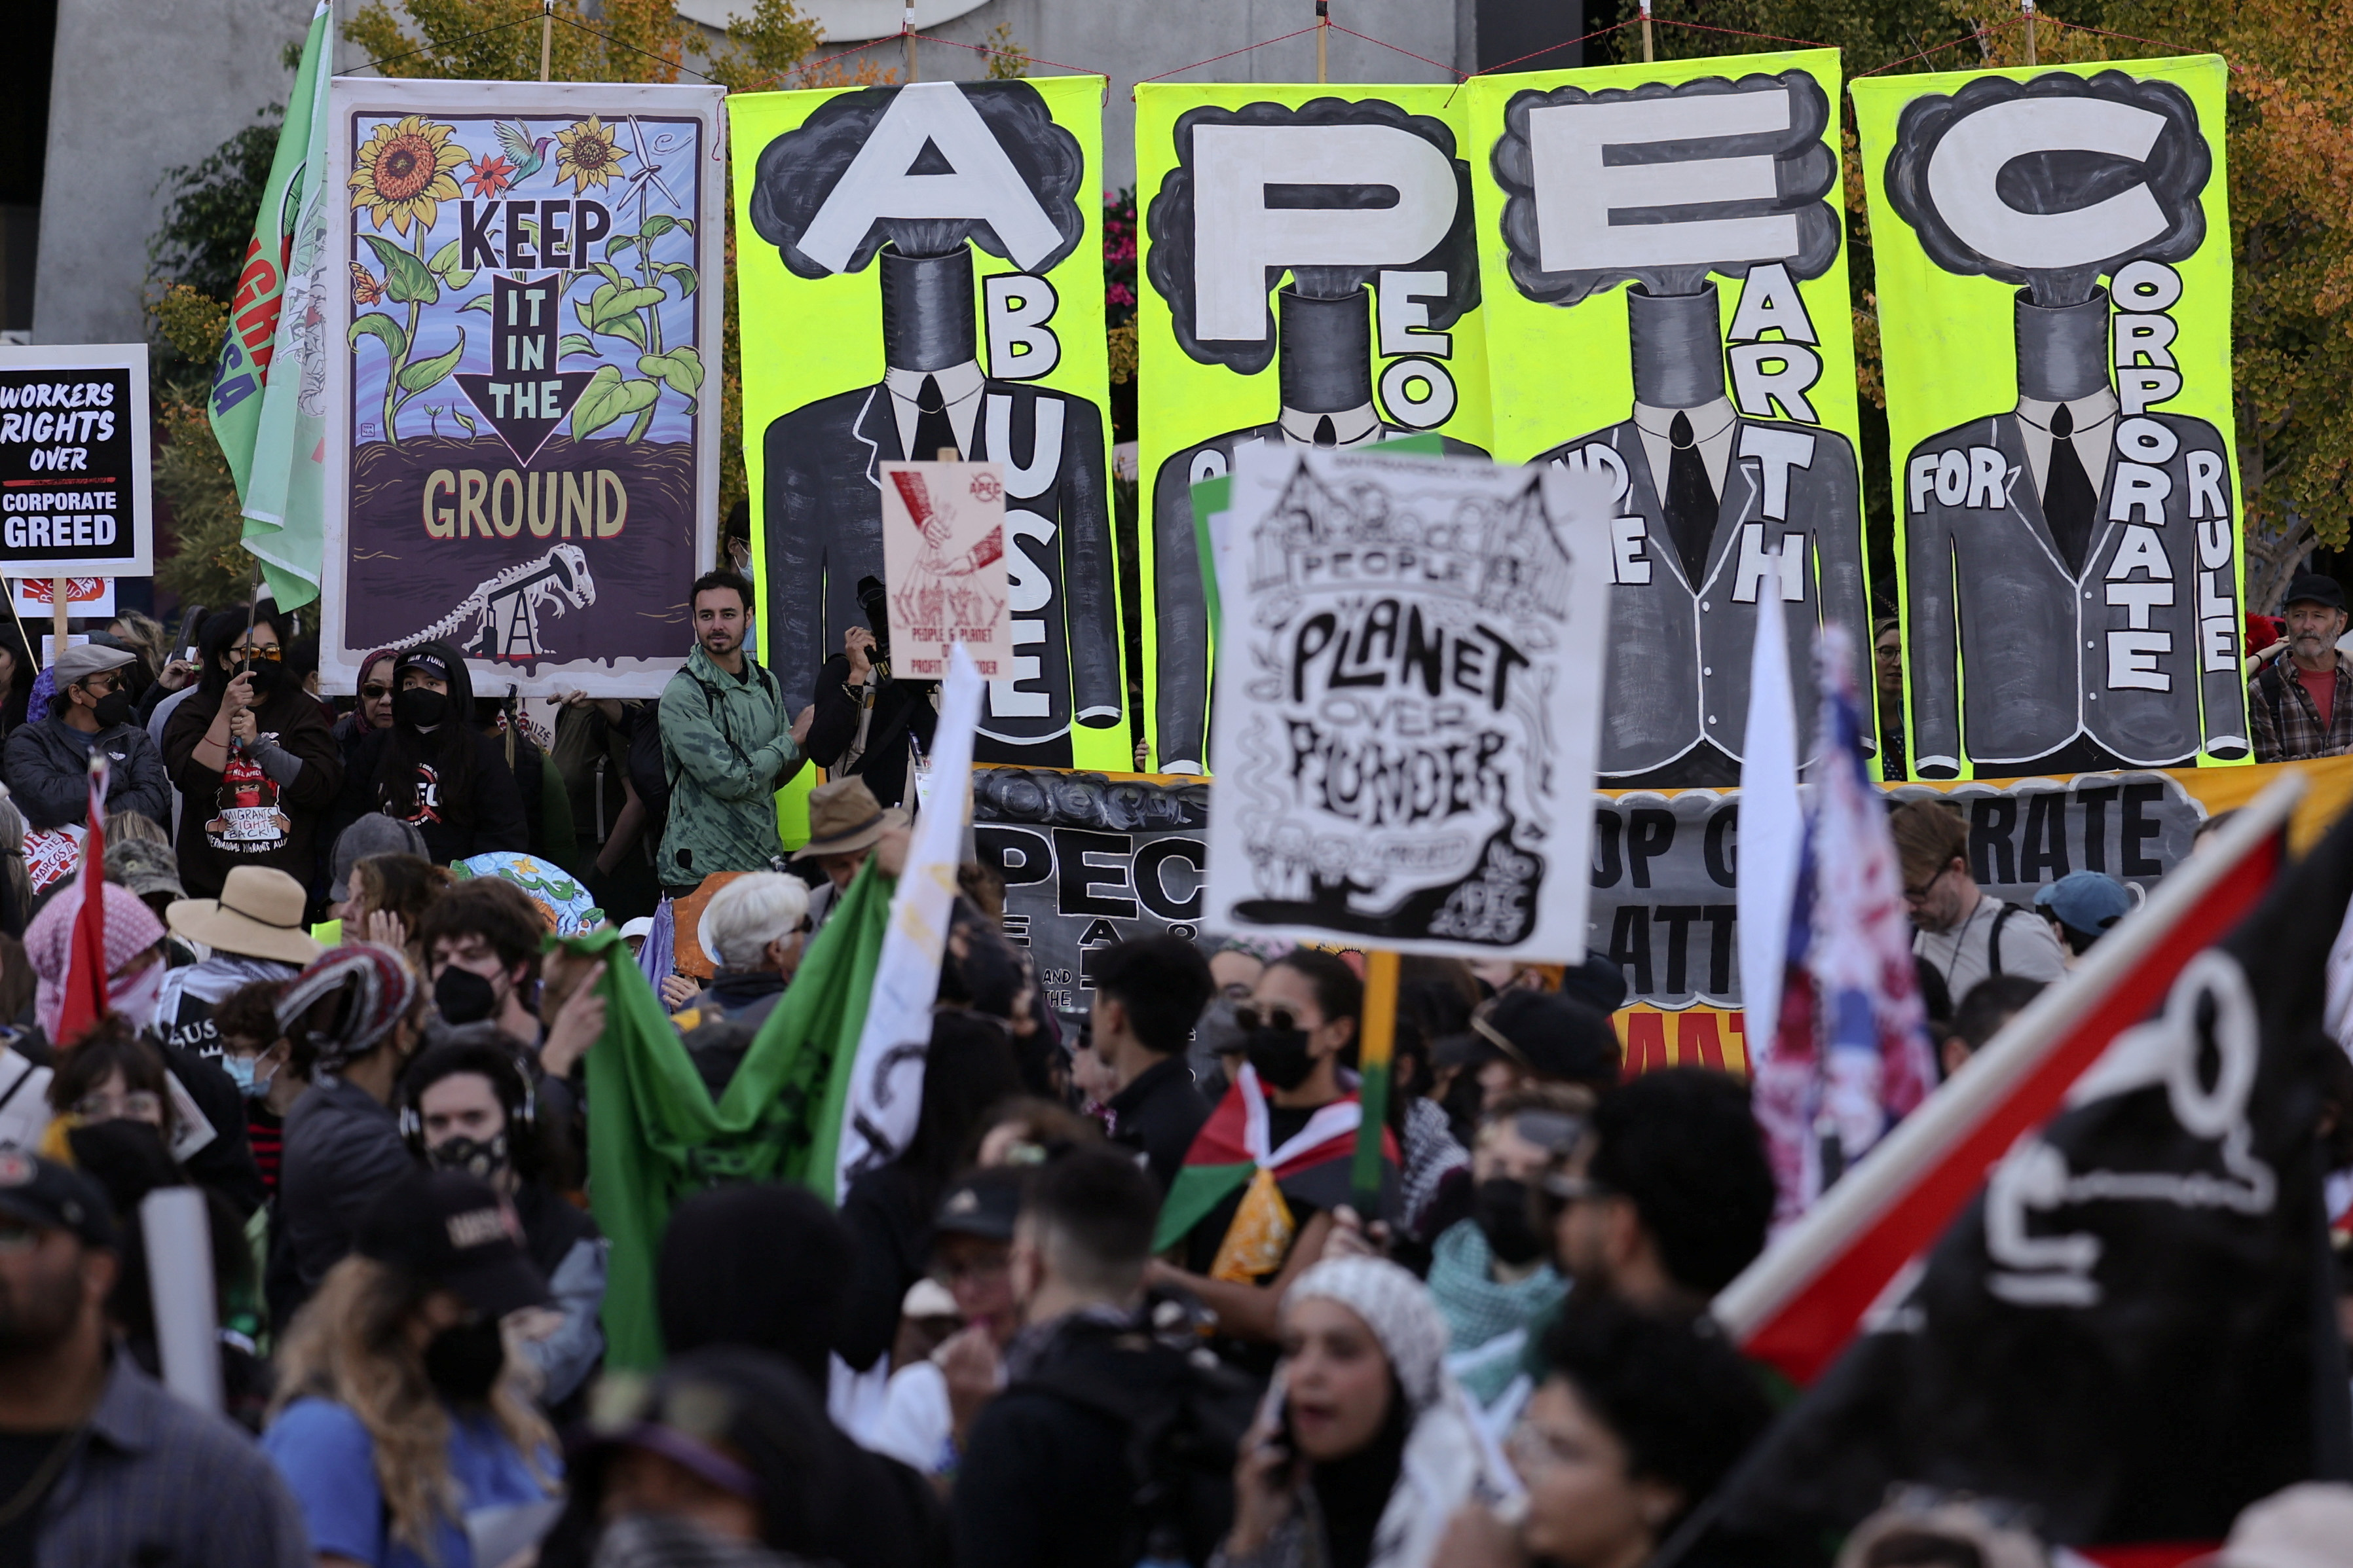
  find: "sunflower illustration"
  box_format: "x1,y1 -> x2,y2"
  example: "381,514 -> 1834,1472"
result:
349,115 -> 468,236
550,117 -> 629,194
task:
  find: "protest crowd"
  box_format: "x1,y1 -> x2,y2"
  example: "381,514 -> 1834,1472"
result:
11,10 -> 2353,1568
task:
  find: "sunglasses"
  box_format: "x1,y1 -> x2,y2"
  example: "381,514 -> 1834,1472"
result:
1232,1004 -> 1301,1034
235,645 -> 284,663
361,684 -> 391,701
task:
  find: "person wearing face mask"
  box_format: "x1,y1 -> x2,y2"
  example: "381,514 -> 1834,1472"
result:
332,642 -> 529,866
213,977 -> 306,1196
332,647 -> 401,778
1,642 -> 172,832
263,1167 -> 563,1568
401,1032 -> 606,1409
1220,1257 -> 1515,1568
1150,949 -> 1400,1359
162,607 -> 346,902
150,864 -> 324,1055
1424,1091 -> 1584,1414
272,943 -> 437,1321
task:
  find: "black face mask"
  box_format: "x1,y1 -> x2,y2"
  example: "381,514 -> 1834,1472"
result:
434,965 -> 500,1025
427,1133 -> 510,1182
91,690 -> 134,729
1244,1027 -> 1317,1092
394,687 -> 451,731
422,1315 -> 506,1405
1473,1177 -> 1546,1266
237,659 -> 285,697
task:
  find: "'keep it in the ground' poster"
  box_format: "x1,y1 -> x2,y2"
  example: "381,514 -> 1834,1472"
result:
324,78 -> 722,697
730,75 -> 1124,845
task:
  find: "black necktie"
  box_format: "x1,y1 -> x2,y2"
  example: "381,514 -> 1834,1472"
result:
1663,410 -> 1718,587
2042,401 -> 2098,576
1313,415 -> 1337,447
910,374 -> 958,462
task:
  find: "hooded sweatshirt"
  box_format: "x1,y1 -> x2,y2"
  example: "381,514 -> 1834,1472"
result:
163,680 -> 345,899
327,642 -> 527,865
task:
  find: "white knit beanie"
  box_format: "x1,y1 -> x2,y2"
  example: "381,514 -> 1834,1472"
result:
1284,1256 -> 1450,1413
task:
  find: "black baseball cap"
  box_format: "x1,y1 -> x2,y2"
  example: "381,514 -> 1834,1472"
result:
0,1150 -> 117,1249
2284,573 -> 2346,613
1441,989 -> 1621,1089
932,1167 -> 1025,1241
355,1169 -> 549,1318
1555,950 -> 1630,1015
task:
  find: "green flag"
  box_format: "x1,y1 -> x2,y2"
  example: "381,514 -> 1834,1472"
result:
583,860 -> 893,1371
206,0 -> 331,512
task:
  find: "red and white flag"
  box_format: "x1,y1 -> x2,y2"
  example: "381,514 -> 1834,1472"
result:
54,753 -> 111,1047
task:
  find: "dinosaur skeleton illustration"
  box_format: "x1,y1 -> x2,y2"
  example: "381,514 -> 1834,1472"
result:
387,545 -> 597,663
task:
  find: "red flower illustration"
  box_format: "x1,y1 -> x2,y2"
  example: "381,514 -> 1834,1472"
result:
464,154 -> 517,200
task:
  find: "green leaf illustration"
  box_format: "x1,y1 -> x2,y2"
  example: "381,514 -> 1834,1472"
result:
570,365 -> 659,439
640,214 -> 677,240
428,238 -> 462,276
591,261 -> 627,288
459,294 -> 493,314
604,236 -> 639,261
656,262 -> 698,300
348,312 -> 408,362
397,329 -> 467,394
453,409 -> 478,435
597,285 -> 666,323
579,289 -> 646,349
558,333 -> 598,359
363,234 -> 437,306
639,346 -> 704,399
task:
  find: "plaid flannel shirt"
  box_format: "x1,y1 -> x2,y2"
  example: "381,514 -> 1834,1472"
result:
2250,651 -> 2353,761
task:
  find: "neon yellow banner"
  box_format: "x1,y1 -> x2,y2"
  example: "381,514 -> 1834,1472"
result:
1464,48 -> 1873,790
729,77 -> 1124,842
1134,84 -> 1494,775
1852,56 -> 2246,782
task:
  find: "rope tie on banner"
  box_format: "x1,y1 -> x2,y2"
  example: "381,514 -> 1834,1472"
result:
1851,13 -> 2019,77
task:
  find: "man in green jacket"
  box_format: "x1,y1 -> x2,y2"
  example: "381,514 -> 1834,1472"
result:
657,570 -> 807,898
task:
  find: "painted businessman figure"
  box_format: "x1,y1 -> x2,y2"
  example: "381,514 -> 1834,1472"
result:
750,81 -> 1121,767
1882,71 -> 2248,775
1527,282 -> 1869,787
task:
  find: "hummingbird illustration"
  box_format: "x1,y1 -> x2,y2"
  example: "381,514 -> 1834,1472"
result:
494,120 -> 555,181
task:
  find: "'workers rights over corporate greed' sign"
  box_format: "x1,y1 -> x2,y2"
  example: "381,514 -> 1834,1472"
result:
0,344 -> 153,579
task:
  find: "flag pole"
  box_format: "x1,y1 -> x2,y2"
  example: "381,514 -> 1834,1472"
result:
540,0 -> 554,81
1348,949 -> 1398,1219
49,577 -> 67,669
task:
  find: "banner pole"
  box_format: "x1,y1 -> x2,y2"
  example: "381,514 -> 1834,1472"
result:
2022,0 -> 2036,64
1348,949 -> 1398,1220
1316,0 -> 1328,83
1641,0 -> 1654,63
540,0 -> 553,81
903,3 -> 918,81
49,578 -> 67,667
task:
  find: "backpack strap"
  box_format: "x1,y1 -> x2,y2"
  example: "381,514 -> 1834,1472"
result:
1987,902 -> 2016,981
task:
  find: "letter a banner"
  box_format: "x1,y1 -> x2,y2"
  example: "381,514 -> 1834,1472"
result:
1467,50 -> 1874,791
731,76 -> 1123,841
1853,57 -> 2246,780
1136,84 -> 1494,777
322,78 -> 724,697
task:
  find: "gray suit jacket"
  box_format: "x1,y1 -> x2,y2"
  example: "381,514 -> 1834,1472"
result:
1527,414 -> 1870,780
1148,423 -> 1487,771
1903,410 -> 2246,773
764,378 -> 1120,761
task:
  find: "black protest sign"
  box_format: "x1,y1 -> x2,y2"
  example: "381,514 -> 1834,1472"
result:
0,344 -> 153,577
971,767 -> 1208,1017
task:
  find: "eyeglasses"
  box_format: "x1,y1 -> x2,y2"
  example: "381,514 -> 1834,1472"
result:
235,645 -> 284,663
72,1089 -> 162,1123
361,684 -> 391,701
1232,1004 -> 1301,1034
1902,866 -> 1949,903
76,672 -> 121,697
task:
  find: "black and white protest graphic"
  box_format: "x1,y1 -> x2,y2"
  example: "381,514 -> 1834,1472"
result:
1881,70 -> 2245,775
1490,69 -> 1869,788
749,81 -> 1119,767
1144,98 -> 1490,775
1201,447 -> 1609,958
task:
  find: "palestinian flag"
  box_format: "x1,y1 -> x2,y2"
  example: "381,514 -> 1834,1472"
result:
1152,1064 -> 1399,1276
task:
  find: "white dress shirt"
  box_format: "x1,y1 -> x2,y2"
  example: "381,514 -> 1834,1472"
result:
883,360 -> 985,460
1633,397 -> 1737,500
2014,387 -> 2119,500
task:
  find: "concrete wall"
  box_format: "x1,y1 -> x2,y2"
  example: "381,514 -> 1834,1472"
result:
33,0 -> 313,346
775,0 -> 1471,187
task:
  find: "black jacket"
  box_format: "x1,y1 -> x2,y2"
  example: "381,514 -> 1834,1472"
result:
3,712 -> 172,831
275,1074 -> 412,1316
836,1163 -> 932,1374
802,653 -> 936,810
1105,1054 -> 1212,1195
330,725 -> 528,866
